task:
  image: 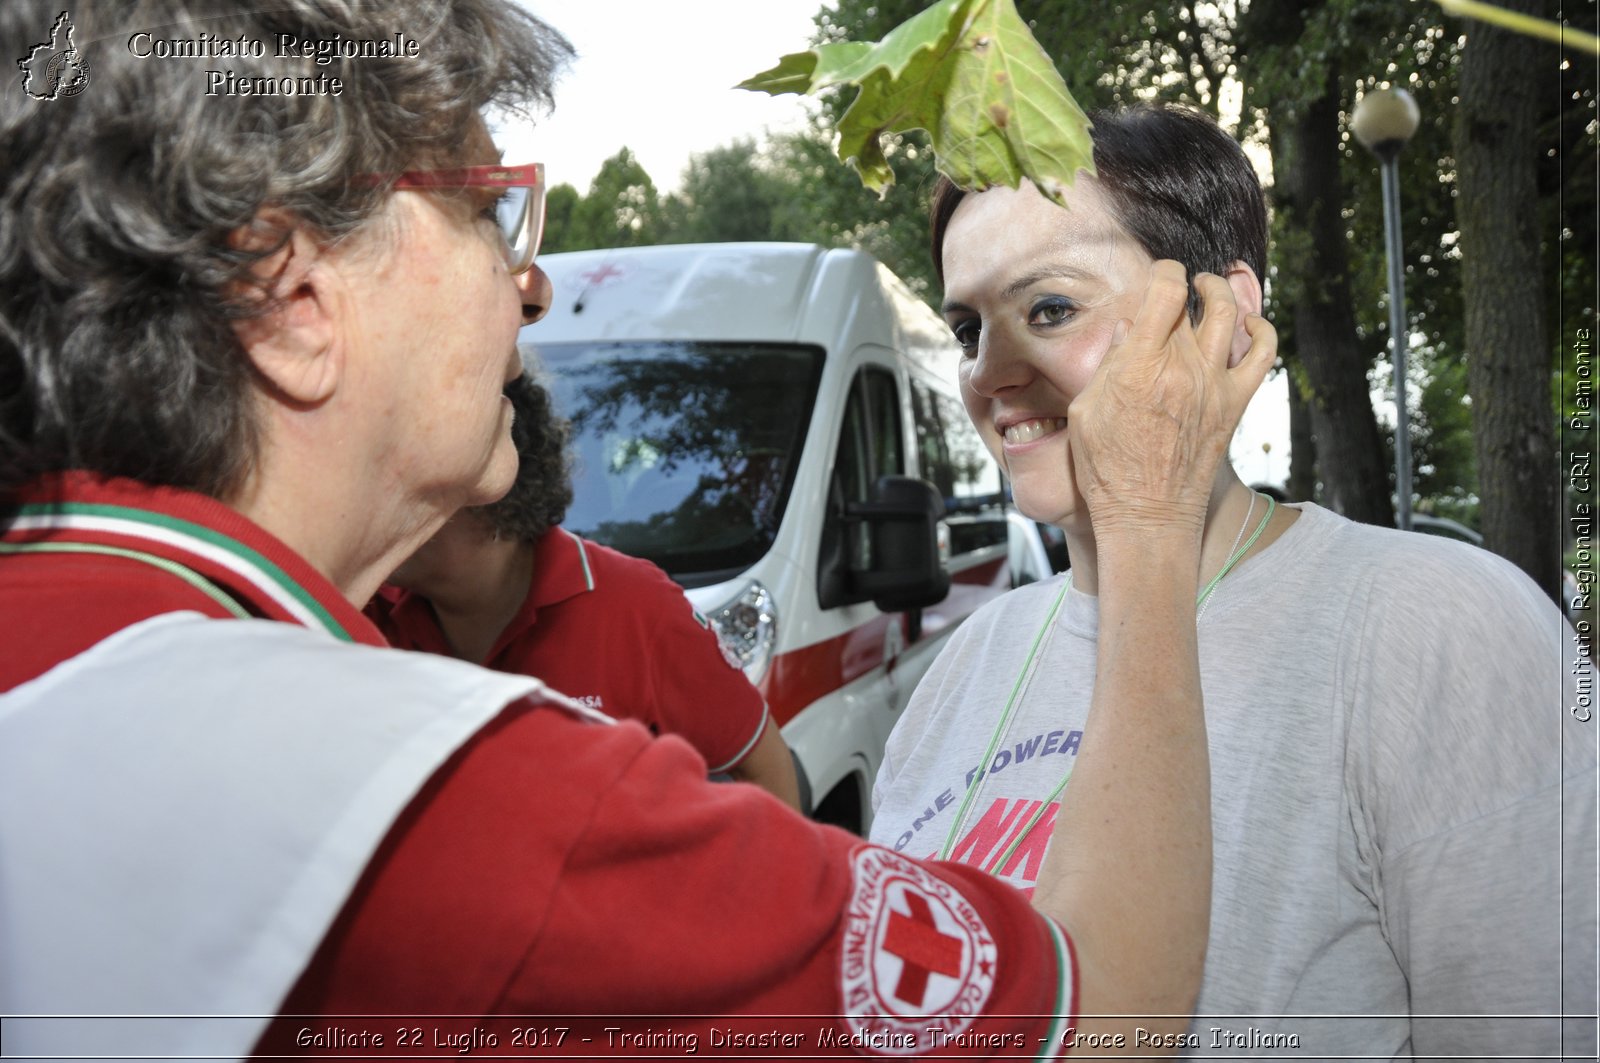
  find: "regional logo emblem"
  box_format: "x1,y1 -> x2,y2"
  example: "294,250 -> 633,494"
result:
17,11 -> 91,101
839,846 -> 998,1054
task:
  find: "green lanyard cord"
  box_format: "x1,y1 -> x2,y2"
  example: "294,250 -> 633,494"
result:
0,540 -> 251,619
985,769 -> 1075,876
937,577 -> 1072,860
939,494 -> 1278,870
1195,496 -> 1275,613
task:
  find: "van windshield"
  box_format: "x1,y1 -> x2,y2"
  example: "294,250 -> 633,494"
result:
530,341 -> 825,587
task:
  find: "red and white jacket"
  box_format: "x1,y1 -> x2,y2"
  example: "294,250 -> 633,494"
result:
0,473 -> 1077,1059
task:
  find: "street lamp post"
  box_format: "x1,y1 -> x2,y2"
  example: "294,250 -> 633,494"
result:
1352,86 -> 1421,531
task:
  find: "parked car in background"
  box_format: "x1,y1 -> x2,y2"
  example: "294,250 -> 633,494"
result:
520,243 -> 1034,833
1409,513 -> 1482,546
1410,514 -> 1583,623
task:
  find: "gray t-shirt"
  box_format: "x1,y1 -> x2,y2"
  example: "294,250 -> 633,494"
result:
872,503 -> 1597,1058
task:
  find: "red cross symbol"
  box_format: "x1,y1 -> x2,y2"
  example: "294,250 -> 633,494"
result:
580,264 -> 623,285
881,890 -> 964,1006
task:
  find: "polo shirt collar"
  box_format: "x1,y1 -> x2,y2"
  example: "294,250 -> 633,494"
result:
530,527 -> 596,607
3,471 -> 385,646
473,527 -> 591,652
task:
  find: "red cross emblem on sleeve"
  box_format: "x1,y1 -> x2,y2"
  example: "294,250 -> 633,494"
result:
839,846 -> 997,1052
882,892 -> 965,1006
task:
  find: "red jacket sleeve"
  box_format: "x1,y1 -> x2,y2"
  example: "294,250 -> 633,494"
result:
504,719 -> 1076,1055
609,550 -> 769,773
260,704 -> 1075,1058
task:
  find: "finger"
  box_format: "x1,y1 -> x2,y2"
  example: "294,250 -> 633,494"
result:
1110,317 -> 1131,347
1122,260 -> 1190,355
1227,312 -> 1278,409
1191,272 -> 1237,366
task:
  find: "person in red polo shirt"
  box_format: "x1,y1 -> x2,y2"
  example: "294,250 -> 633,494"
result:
0,0 -> 1276,1057
369,374 -> 802,808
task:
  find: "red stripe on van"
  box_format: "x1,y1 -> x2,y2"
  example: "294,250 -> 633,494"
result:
760,614 -> 896,725
954,556 -> 1008,588
914,555 -> 1007,649
760,556 -> 1010,724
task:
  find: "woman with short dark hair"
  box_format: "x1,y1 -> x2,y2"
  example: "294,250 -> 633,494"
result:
873,104 -> 1595,1059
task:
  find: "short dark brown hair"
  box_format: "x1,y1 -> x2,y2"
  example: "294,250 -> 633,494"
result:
930,105 -> 1267,304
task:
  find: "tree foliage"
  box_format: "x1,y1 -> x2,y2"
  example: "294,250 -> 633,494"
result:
661,139 -> 790,244
544,140 -> 807,251
544,147 -> 663,252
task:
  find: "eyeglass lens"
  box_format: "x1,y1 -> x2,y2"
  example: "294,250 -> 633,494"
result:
496,187 -> 529,251
496,183 -> 546,272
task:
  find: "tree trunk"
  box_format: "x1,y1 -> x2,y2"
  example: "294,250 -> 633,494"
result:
1453,0 -> 1562,601
1268,74 -> 1397,526
1286,360 -> 1319,502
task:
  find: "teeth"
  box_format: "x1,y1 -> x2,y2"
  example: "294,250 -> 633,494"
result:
1003,417 -> 1067,445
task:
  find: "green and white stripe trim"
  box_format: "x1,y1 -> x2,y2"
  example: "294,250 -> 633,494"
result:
0,541 -> 251,620
7,503 -> 352,641
1037,918 -> 1074,1060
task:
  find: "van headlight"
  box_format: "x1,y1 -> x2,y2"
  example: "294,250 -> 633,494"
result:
707,581 -> 777,686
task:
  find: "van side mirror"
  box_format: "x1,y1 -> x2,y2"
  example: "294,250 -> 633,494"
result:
844,476 -> 952,612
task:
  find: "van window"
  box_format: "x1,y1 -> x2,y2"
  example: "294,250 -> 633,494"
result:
839,367 -> 905,565
818,367 -> 906,605
910,380 -> 1006,556
532,340 -> 825,587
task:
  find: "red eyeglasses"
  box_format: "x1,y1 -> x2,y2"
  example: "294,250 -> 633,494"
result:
372,162 -> 546,274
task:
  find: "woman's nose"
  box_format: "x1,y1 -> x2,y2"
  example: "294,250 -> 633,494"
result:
965,328 -> 1031,397
516,262 -> 553,325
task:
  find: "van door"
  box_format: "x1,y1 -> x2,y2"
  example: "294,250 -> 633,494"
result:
818,365 -> 907,606
908,377 -> 1011,645
804,363 -> 908,831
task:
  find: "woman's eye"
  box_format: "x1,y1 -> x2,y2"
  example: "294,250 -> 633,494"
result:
481,193 -> 510,225
949,319 -> 980,353
1029,297 -> 1077,328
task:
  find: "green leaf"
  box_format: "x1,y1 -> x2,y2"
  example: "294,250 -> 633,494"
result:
737,0 -> 1094,205
738,50 -> 824,96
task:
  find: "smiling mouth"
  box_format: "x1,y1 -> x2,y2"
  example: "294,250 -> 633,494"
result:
1003,417 -> 1068,445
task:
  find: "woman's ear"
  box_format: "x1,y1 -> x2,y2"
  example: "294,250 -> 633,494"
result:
230,214 -> 341,406
1224,261 -> 1264,368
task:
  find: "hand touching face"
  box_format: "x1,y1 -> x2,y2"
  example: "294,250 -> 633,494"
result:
940,178 -> 1269,537
1066,261 -> 1276,543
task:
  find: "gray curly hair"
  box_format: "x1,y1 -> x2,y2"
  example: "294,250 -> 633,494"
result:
0,0 -> 572,500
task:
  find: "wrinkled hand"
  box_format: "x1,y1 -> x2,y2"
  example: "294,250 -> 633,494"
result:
1068,260 -> 1276,539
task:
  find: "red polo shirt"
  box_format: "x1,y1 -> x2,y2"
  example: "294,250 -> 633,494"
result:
0,471 -> 388,692
369,528 -> 768,773
2,474 -> 1078,1056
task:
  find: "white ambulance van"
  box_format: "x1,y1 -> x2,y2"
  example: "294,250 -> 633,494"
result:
519,243 -> 1040,833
